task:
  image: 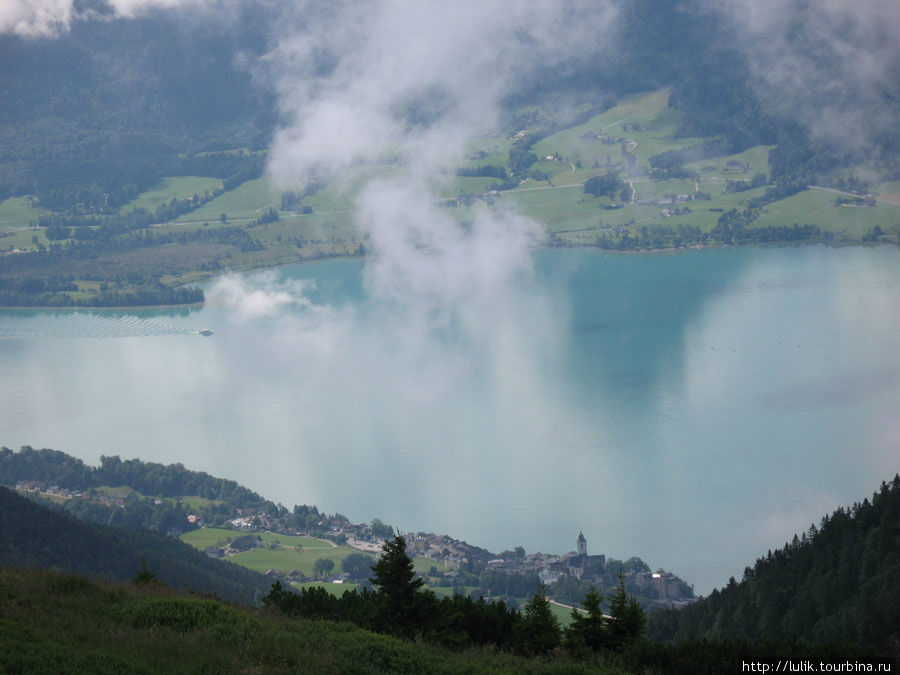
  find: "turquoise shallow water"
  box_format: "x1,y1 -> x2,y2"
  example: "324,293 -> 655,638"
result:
1,245 -> 898,593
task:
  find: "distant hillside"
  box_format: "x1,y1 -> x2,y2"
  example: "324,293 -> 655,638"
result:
2,0 -> 896,213
0,485 -> 270,605
648,475 -> 900,656
0,1 -> 276,211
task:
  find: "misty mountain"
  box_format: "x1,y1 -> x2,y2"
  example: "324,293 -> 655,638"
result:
0,0 -> 277,209
2,0 -> 897,212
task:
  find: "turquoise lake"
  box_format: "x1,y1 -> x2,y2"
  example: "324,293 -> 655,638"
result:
2,245 -> 898,593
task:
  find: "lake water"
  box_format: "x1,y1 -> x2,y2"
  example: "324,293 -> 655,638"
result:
2,244 -> 898,593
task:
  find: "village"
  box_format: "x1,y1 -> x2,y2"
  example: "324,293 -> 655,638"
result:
13,478 -> 694,608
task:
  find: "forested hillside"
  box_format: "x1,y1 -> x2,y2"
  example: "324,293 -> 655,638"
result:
0,485 -> 271,604
2,0 -> 896,212
648,475 -> 900,656
0,1 -> 276,211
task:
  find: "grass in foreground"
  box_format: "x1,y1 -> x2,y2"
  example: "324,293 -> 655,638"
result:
0,567 -> 621,674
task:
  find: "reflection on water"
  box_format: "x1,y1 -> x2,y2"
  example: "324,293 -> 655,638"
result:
1,245 -> 898,594
0,312 -> 195,339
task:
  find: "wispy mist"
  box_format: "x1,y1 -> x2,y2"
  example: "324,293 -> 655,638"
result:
0,0 -> 213,37
709,0 -> 900,152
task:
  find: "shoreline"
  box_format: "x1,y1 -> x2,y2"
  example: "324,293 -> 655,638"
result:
2,239 -> 895,311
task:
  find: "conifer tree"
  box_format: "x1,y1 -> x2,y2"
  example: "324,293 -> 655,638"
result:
516,584 -> 561,655
370,534 -> 424,636
566,584 -> 608,651
608,573 -> 646,650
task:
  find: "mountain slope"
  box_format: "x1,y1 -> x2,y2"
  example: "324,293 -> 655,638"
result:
0,485 -> 271,604
648,475 -> 900,656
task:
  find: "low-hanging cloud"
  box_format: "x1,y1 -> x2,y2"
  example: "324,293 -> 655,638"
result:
0,0 -> 212,37
265,0 -> 617,183
207,273 -> 314,321
226,0 -> 626,551
708,0 -> 900,153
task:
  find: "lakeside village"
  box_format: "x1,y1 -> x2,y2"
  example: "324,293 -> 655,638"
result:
14,479 -> 696,609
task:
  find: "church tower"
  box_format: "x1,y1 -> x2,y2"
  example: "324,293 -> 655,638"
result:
577,531 -> 587,557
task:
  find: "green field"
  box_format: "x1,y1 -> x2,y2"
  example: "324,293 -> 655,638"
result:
758,189 -> 900,236
687,145 -> 774,179
181,527 -> 336,552
181,528 -> 447,581
122,176 -> 223,213
531,90 -> 705,173
0,197 -> 51,251
95,485 -> 137,497
0,197 -> 50,228
175,177 -> 281,223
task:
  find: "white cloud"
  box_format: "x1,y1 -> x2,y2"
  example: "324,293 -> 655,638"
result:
265,0 -> 617,184
709,0 -> 900,148
207,272 -> 313,321
0,0 -> 212,36
0,0 -> 74,37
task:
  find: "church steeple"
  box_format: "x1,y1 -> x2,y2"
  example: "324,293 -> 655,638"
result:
577,530 -> 587,556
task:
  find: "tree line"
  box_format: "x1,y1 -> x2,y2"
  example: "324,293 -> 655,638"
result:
264,534 -> 648,656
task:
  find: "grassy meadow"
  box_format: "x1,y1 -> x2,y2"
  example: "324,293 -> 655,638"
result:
121,176 -> 223,213
180,527 -> 444,581
0,568 -> 621,674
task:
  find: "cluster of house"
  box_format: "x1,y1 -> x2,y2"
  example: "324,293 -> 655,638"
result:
14,480 -> 125,506
405,530 -> 691,603
203,533 -> 262,559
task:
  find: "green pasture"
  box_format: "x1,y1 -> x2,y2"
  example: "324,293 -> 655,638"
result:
688,145 -> 774,179
180,527 -> 447,581
531,90 -> 704,172
122,176 -> 222,213
181,527 -> 337,552
175,178 -> 280,223
95,485 -> 137,497
461,136 -> 513,168
0,197 -> 50,229
171,495 -> 221,510
413,556 -> 447,574
252,212 -> 359,246
0,227 -> 49,252
504,185 -> 646,232
758,189 -> 900,236
631,179 -> 698,201
230,545 -> 355,576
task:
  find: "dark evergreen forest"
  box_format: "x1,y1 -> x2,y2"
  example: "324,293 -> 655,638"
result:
0,485 -> 270,604
648,475 -> 900,656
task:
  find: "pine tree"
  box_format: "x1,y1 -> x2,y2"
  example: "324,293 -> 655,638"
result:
370,534 -> 424,636
516,584 -> 561,655
566,584 -> 608,651
607,573 -> 646,651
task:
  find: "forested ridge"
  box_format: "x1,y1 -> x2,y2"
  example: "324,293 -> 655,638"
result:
0,446 -> 284,531
648,475 -> 900,656
0,1 -> 276,211
0,485 -> 270,604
